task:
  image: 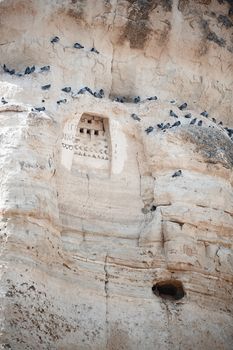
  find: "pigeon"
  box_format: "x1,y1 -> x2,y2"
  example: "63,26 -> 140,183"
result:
41,84 -> 51,90
94,89 -> 104,98
200,111 -> 208,117
24,66 -> 35,75
115,97 -> 126,103
131,113 -> 141,121
227,128 -> 233,137
73,42 -> 84,49
171,121 -> 181,127
184,113 -> 192,118
197,120 -> 202,126
99,89 -> 104,97
157,123 -> 164,129
34,107 -> 45,112
170,110 -> 178,118
42,99 -> 45,103
178,102 -> 187,110
162,123 -> 170,130
172,170 -> 182,178
134,96 -> 140,103
190,118 -> 197,125
40,66 -> 50,72
57,99 -> 67,105
150,205 -> 157,212
218,121 -> 223,126
51,36 -> 60,44
90,47 -> 99,54
3,64 -> 9,73
212,118 -> 216,123
147,96 -> 157,101
77,87 -> 87,94
24,66 -> 31,74
1,97 -> 8,104
145,126 -> 154,134
61,87 -> 71,93
170,100 -> 176,104
85,87 -> 93,95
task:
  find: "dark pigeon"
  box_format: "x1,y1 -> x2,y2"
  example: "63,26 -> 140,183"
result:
51,36 -> 60,44
115,97 -> 126,103
131,113 -> 141,121
162,123 -> 170,130
147,96 -> 157,101
24,66 -> 31,74
99,89 -> 104,97
134,96 -> 140,103
218,121 -> 223,126
200,111 -> 208,117
34,107 -> 45,112
62,87 -> 71,93
172,170 -> 182,178
197,120 -> 202,126
184,113 -> 192,118
30,66 -> 35,73
145,126 -> 154,134
85,87 -> 93,95
170,110 -> 178,118
41,84 -> 51,90
190,118 -> 197,125
74,42 -> 84,49
78,88 -> 87,94
90,47 -> 99,54
157,123 -> 164,129
212,118 -> 216,123
178,102 -> 187,110
57,99 -> 67,105
171,121 -> 181,127
40,66 -> 50,72
1,97 -> 8,104
227,128 -> 233,137
150,205 -> 157,212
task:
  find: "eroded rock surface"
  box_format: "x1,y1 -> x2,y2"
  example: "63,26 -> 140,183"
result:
0,0 -> 232,349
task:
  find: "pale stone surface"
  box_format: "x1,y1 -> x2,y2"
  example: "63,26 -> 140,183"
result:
0,0 -> 233,349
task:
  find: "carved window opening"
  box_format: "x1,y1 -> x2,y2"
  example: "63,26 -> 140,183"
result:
72,114 -> 110,171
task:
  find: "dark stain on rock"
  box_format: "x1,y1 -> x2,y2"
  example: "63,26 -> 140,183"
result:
120,1 -> 172,49
180,126 -> 233,169
207,31 -> 226,47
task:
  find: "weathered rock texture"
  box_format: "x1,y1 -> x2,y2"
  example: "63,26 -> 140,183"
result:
0,0 -> 233,349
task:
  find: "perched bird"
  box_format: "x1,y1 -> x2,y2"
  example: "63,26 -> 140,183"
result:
150,205 -> 157,212
227,128 -> 233,137
170,110 -> 178,118
212,118 -> 216,123
24,66 -> 31,74
190,118 -> 197,125
200,111 -> 208,117
57,99 -> 67,105
34,107 -> 45,112
85,87 -> 93,95
99,89 -> 104,97
131,113 -> 141,121
178,102 -> 187,110
24,66 -> 35,75
147,96 -> 157,101
170,100 -> 176,104
172,170 -> 182,178
145,126 -> 154,134
197,120 -> 202,126
218,121 -> 223,125
134,96 -> 140,103
171,121 -> 181,127
73,42 -> 84,49
1,97 -> 8,104
51,36 -> 60,44
78,87 -> 87,94
162,123 -> 170,130
40,66 -> 50,72
3,64 -> 15,75
157,123 -> 164,129
90,47 -> 99,54
94,89 -> 104,98
41,84 -> 51,90
184,113 -> 192,118
115,97 -> 125,103
61,87 -> 71,93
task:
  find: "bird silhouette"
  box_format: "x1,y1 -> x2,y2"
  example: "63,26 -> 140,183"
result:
74,42 -> 84,49
178,103 -> 187,110
172,170 -> 182,178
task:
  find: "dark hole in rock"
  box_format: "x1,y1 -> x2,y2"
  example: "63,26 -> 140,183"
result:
152,280 -> 185,300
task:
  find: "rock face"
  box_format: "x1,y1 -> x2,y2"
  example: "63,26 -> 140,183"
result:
0,0 -> 233,349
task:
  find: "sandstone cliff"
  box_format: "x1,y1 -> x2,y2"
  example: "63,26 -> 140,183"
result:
0,0 -> 232,349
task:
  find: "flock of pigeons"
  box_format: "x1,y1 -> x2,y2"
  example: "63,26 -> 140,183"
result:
131,101 -> 233,141
1,36 -> 233,142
